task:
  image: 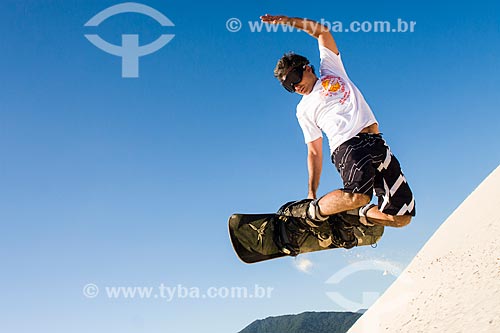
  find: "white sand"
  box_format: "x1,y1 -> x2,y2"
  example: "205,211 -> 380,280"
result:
348,165 -> 500,333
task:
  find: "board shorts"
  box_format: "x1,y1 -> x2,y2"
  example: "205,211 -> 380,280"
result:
332,133 -> 416,216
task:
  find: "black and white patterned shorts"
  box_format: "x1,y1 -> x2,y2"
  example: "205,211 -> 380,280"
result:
332,133 -> 416,216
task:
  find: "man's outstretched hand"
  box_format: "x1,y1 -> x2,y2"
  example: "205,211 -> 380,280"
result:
260,14 -> 291,25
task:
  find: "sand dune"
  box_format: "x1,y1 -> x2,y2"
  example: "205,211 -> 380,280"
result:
348,165 -> 500,333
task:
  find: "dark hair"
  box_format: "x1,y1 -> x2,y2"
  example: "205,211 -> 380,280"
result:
274,52 -> 315,80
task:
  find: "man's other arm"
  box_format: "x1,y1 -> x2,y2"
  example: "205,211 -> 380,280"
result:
306,137 -> 323,199
260,14 -> 339,55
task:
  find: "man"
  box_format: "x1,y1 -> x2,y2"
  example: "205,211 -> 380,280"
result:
260,14 -> 415,228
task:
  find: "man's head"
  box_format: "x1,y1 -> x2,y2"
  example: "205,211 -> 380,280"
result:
274,52 -> 317,95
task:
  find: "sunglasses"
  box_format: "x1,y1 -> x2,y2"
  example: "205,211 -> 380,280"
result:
281,66 -> 305,93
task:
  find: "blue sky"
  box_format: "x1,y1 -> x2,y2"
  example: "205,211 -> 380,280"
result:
1,0 -> 499,332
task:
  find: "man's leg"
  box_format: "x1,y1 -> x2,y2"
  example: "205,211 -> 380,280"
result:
352,135 -> 415,228
315,190 -> 411,227
362,205 -> 412,228
314,133 -> 383,223
329,133 -> 415,228
316,190 -> 371,216
279,190 -> 371,226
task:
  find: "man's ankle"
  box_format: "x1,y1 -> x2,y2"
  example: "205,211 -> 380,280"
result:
360,203 -> 377,217
345,203 -> 377,226
307,199 -> 329,223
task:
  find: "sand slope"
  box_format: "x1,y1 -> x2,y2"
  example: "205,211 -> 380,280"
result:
348,165 -> 500,333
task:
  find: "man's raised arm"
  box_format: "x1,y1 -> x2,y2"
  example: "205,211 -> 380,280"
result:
260,14 -> 339,55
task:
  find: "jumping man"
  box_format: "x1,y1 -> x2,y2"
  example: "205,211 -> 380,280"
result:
260,14 -> 416,227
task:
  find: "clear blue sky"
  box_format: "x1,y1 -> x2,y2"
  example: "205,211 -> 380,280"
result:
1,0 -> 499,332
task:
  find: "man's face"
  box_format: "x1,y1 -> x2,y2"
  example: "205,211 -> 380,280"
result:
281,65 -> 317,95
293,66 -> 316,95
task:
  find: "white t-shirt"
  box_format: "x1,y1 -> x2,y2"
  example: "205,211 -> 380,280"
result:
296,45 -> 377,154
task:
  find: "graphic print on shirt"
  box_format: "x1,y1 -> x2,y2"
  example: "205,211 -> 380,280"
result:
321,75 -> 350,104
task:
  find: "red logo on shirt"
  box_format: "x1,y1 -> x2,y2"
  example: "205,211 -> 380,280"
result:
321,75 -> 350,104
